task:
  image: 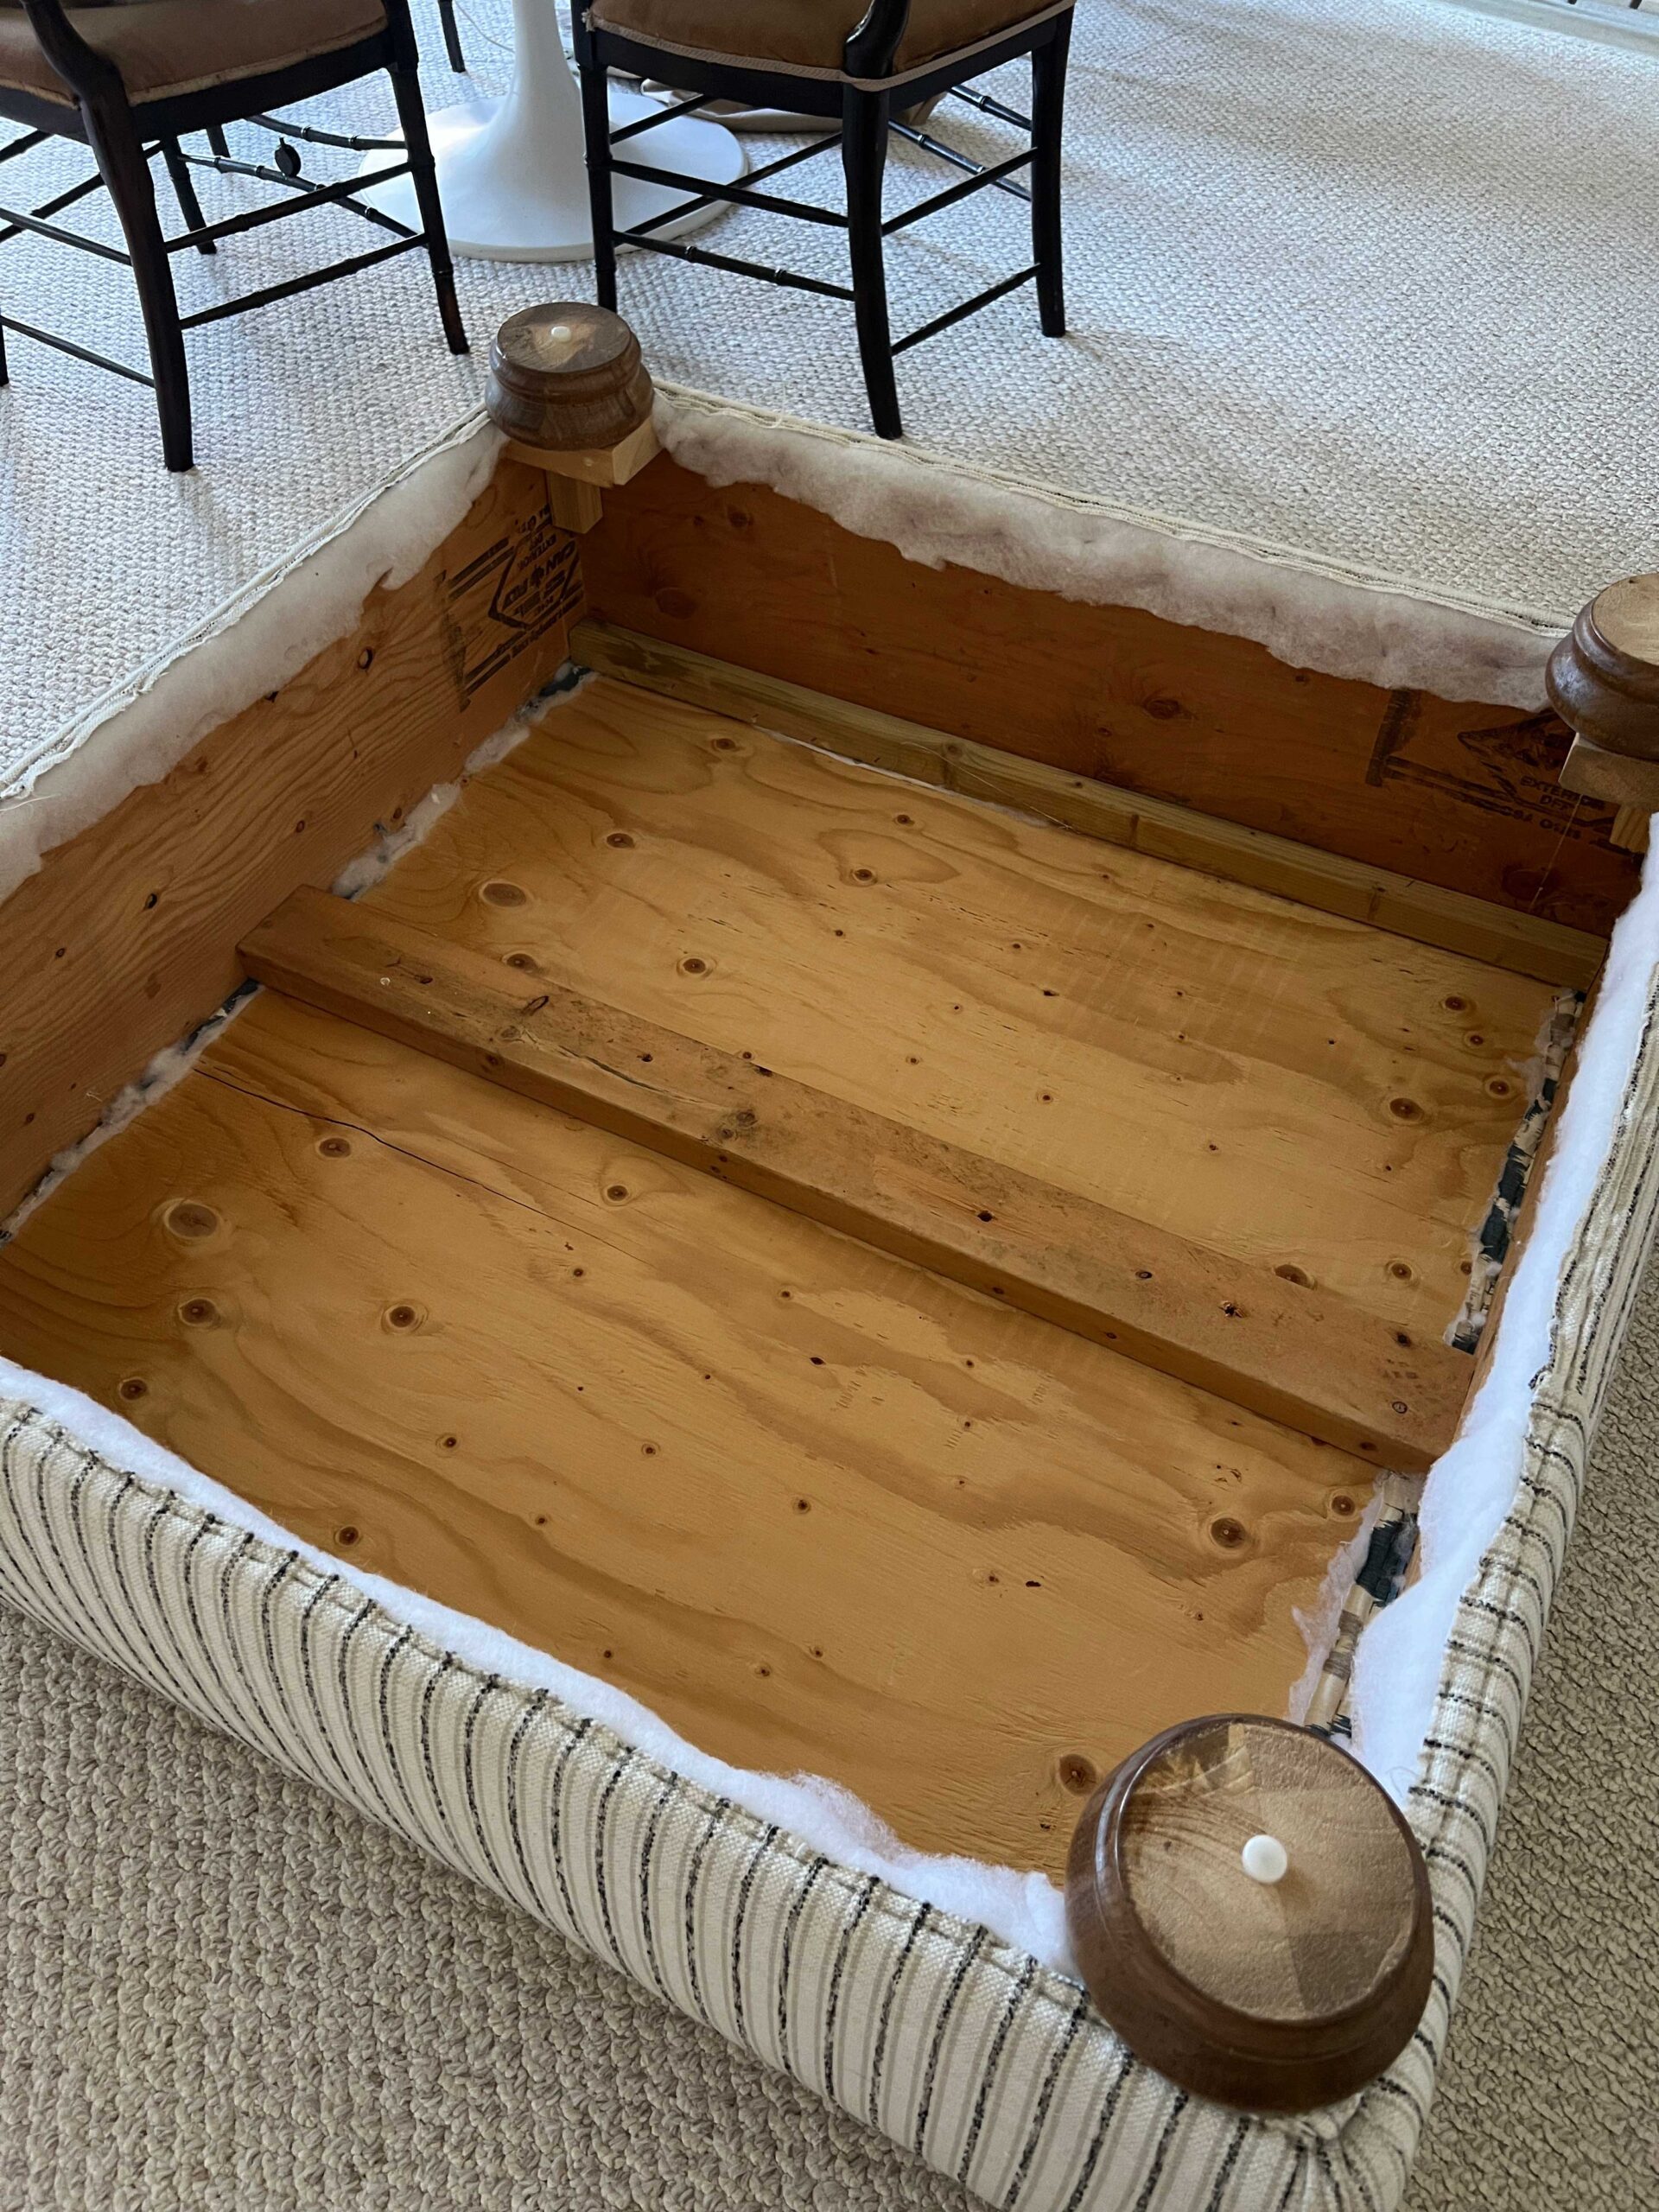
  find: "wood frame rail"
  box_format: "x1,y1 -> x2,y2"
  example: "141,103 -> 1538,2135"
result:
570,620 -> 1605,991
0,459 -> 581,1226
580,459 -> 1638,939
242,887 -> 1473,1471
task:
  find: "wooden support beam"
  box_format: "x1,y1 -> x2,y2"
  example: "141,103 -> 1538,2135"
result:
241,887 -> 1473,1471
581,459 -> 1640,939
572,620 -> 1606,990
0,460 -> 582,1224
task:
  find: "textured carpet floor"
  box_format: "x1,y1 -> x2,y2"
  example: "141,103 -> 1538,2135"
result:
2,1274 -> 1657,2211
9,0 -> 1659,778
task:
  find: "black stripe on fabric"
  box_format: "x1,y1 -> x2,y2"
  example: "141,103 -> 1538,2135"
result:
331,1600 -> 416,1847
416,1656 -> 467,1861
374,1626 -> 433,1845
820,1874 -> 878,2107
1497,1510 -> 1567,1575
1499,1555 -> 1551,1609
460,1673 -> 518,1904
954,1955 -> 1038,2188
543,1713 -> 596,1943
774,1856 -> 827,2076
99,1474 -> 197,1708
176,1510 -> 265,1746
589,1756 -> 633,1970
107,1486 -> 207,1707
1131,2088 -> 1186,2212
633,1771 -> 680,2002
1057,2056 -> 1139,2212
1441,1636 -> 1527,1698
1341,2124 -> 1385,2212
1202,2117 -> 1249,2212
501,1689 -> 559,1923
868,1900 -> 932,2135
1419,1732 -> 1504,1789
296,1583 -> 382,1804
1459,1594 -> 1542,1666
0,1418 -> 83,1644
61,1452 -> 156,1688
451,1672 -> 518,1902
1002,1990 -> 1092,2212
910,1923 -> 987,2157
217,1532 -> 293,1764
137,1493 -> 225,1726
1370,2070 -> 1425,2112
1433,1686 -> 1518,1761
1414,1786 -> 1497,1856
680,1796 -> 732,2029
728,1822 -> 784,2046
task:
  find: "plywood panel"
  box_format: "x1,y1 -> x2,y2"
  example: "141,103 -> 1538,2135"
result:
364,677 -> 1558,1343
583,460 -> 1635,936
573,619 -> 1606,992
0,459 -> 582,1223
242,889 -> 1469,1469
0,992 -> 1365,1878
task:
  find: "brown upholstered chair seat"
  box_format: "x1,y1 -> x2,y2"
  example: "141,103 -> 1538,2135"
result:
0,0 -> 387,106
587,0 -> 1065,82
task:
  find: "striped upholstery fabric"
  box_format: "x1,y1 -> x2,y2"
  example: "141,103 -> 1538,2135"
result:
2,981 -> 1656,2208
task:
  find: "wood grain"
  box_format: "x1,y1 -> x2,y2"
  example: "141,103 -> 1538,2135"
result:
243,887 -> 1468,1469
572,619 -> 1607,990
582,459 -> 1637,935
0,458 -> 582,1224
363,676 -> 1557,1344
0,991 -> 1369,1876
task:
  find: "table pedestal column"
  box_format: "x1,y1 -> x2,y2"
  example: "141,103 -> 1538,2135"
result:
360,0 -> 745,264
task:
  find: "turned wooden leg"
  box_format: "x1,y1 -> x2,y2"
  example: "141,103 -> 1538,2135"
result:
1065,1713 -> 1433,2112
484,304 -> 661,533
1548,573 -> 1659,854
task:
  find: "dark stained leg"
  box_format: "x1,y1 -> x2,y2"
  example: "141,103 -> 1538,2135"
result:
842,86 -> 899,440
1031,10 -> 1071,337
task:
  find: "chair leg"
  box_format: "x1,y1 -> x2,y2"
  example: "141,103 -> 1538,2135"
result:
436,0 -> 467,74
387,61 -> 469,355
842,88 -> 900,441
575,51 -> 618,311
159,138 -> 217,255
84,99 -> 194,470
1031,12 -> 1071,339
207,123 -> 230,158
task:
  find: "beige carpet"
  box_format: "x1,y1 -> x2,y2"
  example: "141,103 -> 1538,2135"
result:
2,1250 -> 1657,2212
11,0 -> 1659,773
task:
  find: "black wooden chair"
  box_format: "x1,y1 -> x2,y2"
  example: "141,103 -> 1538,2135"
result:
571,0 -> 1074,441
0,0 -> 467,470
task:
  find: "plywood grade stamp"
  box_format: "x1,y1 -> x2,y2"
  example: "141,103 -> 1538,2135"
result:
442,488 -> 582,705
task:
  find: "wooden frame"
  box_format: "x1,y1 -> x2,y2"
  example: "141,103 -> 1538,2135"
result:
0,458 -> 582,1225
571,619 -> 1605,988
579,457 -> 1639,938
5,654 -> 1567,1877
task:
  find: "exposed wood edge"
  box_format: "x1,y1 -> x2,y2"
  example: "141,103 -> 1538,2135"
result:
571,619 -> 1607,992
1466,984 -> 1592,1406
241,888 -> 1473,1473
0,460 -> 582,1224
